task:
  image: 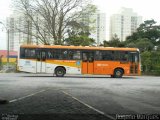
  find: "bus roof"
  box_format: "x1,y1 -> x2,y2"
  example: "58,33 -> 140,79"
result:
20,45 -> 139,51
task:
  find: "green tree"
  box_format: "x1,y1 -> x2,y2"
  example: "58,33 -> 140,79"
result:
125,42 -> 136,48
126,19 -> 160,45
103,41 -> 109,47
64,31 -> 95,46
150,51 -> 160,74
157,45 -> 160,51
141,51 -> 152,72
126,32 -> 140,43
103,34 -> 125,47
64,4 -> 97,46
12,0 -> 95,45
135,38 -> 154,52
125,19 -> 160,75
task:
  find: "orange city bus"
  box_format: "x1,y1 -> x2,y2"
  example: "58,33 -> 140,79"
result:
17,45 -> 141,78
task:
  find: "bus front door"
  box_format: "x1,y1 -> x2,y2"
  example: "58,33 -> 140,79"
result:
129,52 -> 139,74
36,50 -> 46,73
82,52 -> 94,74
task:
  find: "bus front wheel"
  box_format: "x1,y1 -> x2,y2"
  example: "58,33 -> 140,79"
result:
55,67 -> 65,77
113,69 -> 123,78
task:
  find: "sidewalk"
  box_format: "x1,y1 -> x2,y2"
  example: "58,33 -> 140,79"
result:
0,65 -> 17,73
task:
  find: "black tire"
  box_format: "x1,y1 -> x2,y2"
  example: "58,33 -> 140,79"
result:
55,67 -> 65,77
113,69 -> 123,78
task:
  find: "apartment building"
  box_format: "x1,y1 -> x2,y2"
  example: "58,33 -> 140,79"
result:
110,8 -> 142,41
7,11 -> 35,51
79,11 -> 106,45
7,10 -> 106,50
90,13 -> 106,45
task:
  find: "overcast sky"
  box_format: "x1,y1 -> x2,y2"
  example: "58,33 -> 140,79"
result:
93,0 -> 160,22
0,0 -> 160,50
0,0 -> 11,50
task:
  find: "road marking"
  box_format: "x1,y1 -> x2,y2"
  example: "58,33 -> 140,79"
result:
9,89 -> 47,103
62,91 -> 115,120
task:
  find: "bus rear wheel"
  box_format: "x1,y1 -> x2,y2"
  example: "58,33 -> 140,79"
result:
55,67 -> 65,77
113,69 -> 123,78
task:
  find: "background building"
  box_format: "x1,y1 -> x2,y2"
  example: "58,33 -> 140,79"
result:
7,10 -> 106,50
110,8 -> 142,41
7,11 -> 35,51
7,13 -> 29,51
90,13 -> 106,45
78,11 -> 106,45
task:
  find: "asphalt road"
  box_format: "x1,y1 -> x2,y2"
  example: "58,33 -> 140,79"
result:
0,73 -> 160,120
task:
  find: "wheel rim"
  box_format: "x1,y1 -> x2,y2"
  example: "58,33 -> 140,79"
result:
57,70 -> 63,75
116,71 -> 121,76
114,69 -> 123,78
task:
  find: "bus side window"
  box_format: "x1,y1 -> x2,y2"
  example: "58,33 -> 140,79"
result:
95,51 -> 102,60
68,50 -> 81,60
47,49 -> 54,59
41,51 -> 46,61
37,51 -> 41,61
73,51 -> 81,60
101,51 -> 113,60
82,53 -> 87,62
62,50 -> 68,59
88,53 -> 94,62
120,51 -> 128,61
24,48 -> 36,59
114,51 -> 120,61
20,48 -> 25,58
54,49 -> 62,59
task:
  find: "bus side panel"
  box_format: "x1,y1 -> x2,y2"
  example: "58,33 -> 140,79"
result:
94,61 -> 131,76
18,59 -> 37,73
82,62 -> 88,74
94,61 -> 113,75
88,62 -> 94,74
36,61 -> 46,73
45,60 -> 81,74
108,61 -> 130,76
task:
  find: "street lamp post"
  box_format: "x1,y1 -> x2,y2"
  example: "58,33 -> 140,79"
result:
0,21 -> 10,69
